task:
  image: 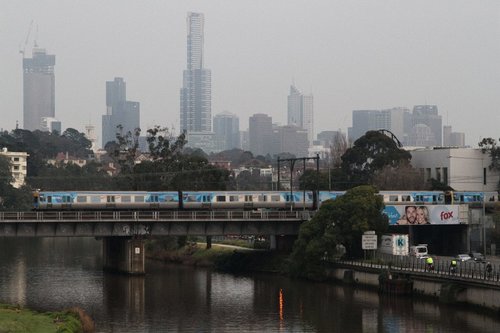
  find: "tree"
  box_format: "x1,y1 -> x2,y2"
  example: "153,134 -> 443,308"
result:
341,131 -> 411,187
289,185 -> 388,279
147,126 -> 186,161
479,137 -> 500,190
372,162 -> 428,190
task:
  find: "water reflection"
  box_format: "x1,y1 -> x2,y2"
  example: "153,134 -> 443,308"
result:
0,238 -> 499,332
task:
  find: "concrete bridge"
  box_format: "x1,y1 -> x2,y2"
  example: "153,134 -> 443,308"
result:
0,210 -> 312,274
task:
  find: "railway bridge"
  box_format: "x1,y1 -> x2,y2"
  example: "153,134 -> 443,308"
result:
0,210 -> 312,274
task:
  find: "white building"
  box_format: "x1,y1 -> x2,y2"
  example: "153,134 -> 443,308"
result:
410,147 -> 498,191
0,148 -> 29,188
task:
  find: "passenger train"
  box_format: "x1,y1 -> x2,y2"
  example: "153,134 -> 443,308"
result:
32,190 -> 500,211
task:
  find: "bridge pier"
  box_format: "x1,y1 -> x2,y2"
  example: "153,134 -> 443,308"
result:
270,235 -> 297,252
103,237 -> 145,275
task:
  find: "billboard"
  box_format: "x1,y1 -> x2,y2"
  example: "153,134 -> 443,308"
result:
383,205 -> 460,225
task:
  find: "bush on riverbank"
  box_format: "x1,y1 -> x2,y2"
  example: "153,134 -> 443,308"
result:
0,304 -> 94,333
146,239 -> 288,273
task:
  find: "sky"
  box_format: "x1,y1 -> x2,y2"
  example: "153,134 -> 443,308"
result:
1,0 -> 500,147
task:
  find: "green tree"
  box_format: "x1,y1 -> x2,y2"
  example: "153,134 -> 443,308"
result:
479,137 -> 500,190
289,185 -> 388,279
341,131 -> 411,187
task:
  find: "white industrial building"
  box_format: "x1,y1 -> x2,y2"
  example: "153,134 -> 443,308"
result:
410,147 -> 499,191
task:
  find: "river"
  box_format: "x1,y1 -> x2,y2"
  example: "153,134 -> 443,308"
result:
0,237 -> 499,332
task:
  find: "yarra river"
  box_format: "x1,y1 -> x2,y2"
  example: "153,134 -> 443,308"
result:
0,238 -> 500,332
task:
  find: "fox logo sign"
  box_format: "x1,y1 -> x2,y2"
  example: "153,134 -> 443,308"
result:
440,211 -> 454,221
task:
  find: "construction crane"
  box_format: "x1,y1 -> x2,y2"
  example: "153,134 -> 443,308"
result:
19,20 -> 34,58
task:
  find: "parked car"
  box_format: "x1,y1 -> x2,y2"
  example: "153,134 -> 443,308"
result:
456,254 -> 472,262
469,252 -> 486,262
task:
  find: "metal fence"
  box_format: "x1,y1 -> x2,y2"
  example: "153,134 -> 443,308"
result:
0,210 -> 312,222
338,255 -> 500,285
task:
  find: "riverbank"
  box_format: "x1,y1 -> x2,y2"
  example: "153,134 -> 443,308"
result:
146,241 -> 289,274
0,304 -> 94,333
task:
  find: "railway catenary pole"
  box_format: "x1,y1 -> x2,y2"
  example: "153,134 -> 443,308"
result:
275,155 -> 320,211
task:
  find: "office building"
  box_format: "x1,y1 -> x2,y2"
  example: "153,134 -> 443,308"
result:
287,84 -> 314,144
180,12 -> 212,134
272,125 -> 309,157
443,125 -> 466,147
348,107 -> 407,144
40,117 -> 61,134
249,114 -> 273,157
23,47 -> 56,131
0,148 -> 29,188
101,77 -> 140,147
213,112 -> 240,152
408,105 -> 442,146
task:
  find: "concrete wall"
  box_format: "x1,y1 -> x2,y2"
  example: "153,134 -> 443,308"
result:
328,265 -> 500,312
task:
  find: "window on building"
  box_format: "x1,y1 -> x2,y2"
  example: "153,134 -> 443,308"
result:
435,168 -> 441,182
443,167 -> 448,185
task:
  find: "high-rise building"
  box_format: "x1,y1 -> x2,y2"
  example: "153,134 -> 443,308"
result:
40,117 -> 61,134
348,107 -> 408,144
213,112 -> 240,152
101,77 -> 140,147
287,84 -> 314,144
410,105 -> 442,146
249,114 -> 273,157
443,125 -> 466,147
23,47 -> 56,131
180,12 -> 212,134
272,125 -> 309,157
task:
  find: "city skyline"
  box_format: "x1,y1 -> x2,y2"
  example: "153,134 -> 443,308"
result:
1,1 -> 500,147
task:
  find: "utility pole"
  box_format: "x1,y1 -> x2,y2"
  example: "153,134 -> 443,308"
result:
276,154 -> 320,210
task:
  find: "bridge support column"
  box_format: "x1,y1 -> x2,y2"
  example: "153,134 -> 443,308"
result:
206,236 -> 212,249
269,235 -> 276,250
103,237 -> 145,275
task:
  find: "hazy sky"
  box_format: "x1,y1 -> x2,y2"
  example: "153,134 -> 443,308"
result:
1,1 -> 500,147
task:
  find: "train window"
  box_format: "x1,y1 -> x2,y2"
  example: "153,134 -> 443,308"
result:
107,196 -> 115,203
76,196 -> 87,203
121,196 -> 131,203
271,195 -> 280,202
216,195 -> 226,202
91,196 -> 101,203
229,195 -> 239,202
47,196 -> 52,203
244,195 -> 253,202
402,195 -> 411,202
389,195 -> 399,202
258,195 -> 266,202
165,195 -> 174,202
135,196 -> 144,202
62,196 -> 71,203
150,195 -> 159,203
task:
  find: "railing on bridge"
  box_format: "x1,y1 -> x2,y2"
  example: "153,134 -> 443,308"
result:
0,210 -> 313,222
337,255 -> 500,285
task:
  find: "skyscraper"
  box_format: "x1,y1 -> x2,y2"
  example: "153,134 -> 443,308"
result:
101,77 -> 140,147
180,12 -> 212,134
213,112 -> 240,152
249,114 -> 273,157
287,84 -> 314,144
23,47 -> 56,131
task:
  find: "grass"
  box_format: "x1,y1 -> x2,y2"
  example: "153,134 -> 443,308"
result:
0,304 -> 93,333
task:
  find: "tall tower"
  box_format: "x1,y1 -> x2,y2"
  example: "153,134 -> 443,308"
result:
180,12 -> 212,134
287,84 -> 313,145
23,47 -> 56,131
101,77 -> 140,147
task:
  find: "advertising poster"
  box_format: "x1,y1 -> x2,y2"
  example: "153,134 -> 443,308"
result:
383,205 -> 460,225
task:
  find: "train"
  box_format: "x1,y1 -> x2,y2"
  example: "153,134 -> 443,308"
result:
32,190 -> 500,211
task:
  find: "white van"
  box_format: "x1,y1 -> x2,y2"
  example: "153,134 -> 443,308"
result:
410,244 -> 428,258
